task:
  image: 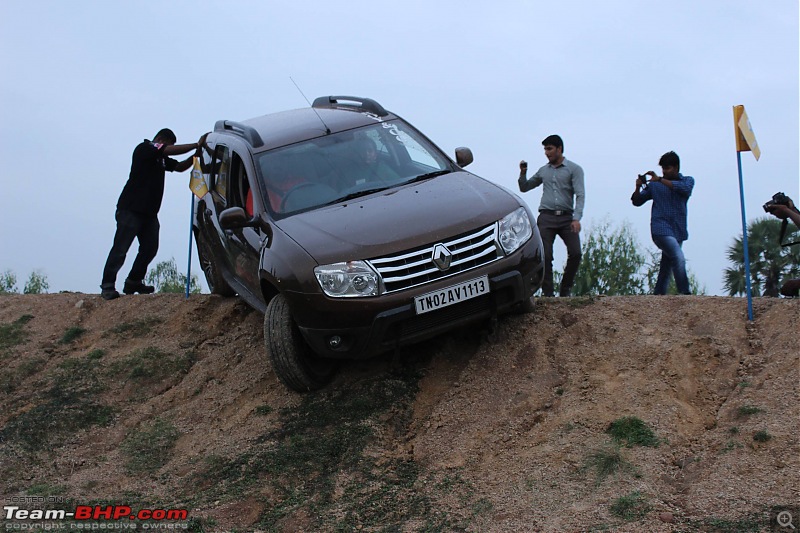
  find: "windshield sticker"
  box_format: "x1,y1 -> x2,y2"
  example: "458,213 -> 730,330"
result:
362,112 -> 383,123
382,123 -> 410,146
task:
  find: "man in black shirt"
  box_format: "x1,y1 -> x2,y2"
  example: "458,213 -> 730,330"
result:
100,128 -> 206,300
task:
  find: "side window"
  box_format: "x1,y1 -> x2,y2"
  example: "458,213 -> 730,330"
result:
214,145 -> 230,203
200,143 -> 216,191
229,152 -> 254,217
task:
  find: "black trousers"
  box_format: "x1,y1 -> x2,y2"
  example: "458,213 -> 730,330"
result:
537,212 -> 582,297
101,209 -> 160,289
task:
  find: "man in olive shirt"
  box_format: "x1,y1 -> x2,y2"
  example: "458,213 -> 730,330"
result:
518,134 -> 585,297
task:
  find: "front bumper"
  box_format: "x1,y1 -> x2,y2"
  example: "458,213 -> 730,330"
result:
292,240 -> 543,359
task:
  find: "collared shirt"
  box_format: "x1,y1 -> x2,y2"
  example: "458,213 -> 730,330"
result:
117,140 -> 179,216
631,173 -> 695,241
518,158 -> 585,221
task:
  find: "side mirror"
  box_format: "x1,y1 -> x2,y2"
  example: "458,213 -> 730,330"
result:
220,207 -> 270,239
455,147 -> 473,168
219,207 -> 249,229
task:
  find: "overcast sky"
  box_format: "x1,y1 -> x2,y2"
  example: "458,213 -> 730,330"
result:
1,0 -> 797,296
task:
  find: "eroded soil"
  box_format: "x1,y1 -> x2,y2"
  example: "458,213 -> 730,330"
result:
0,293 -> 797,532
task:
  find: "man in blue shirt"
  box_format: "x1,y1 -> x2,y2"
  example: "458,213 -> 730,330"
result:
631,151 -> 695,295
518,134 -> 585,297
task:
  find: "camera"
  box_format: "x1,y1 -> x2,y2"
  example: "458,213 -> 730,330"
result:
763,192 -> 797,213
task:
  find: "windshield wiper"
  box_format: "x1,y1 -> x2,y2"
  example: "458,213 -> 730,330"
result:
324,187 -> 390,206
404,169 -> 452,184
322,170 -> 452,206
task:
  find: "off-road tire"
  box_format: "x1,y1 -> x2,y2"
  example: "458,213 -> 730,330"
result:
196,233 -> 236,296
264,294 -> 337,392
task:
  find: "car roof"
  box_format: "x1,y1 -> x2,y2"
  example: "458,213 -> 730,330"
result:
214,98 -> 399,153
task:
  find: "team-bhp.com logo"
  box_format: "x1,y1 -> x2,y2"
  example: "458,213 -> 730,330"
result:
4,505 -> 188,527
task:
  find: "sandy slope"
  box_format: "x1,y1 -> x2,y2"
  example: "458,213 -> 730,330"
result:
0,293 -> 797,532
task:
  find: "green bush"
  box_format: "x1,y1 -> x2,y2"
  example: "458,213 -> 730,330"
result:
146,258 -> 201,294
607,417 -> 660,447
609,491 -> 650,520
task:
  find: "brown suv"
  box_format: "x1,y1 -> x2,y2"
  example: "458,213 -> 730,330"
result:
193,96 -> 544,391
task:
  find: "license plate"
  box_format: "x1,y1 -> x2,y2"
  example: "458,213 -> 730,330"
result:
414,275 -> 490,315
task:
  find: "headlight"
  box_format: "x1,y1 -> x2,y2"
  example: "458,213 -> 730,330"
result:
498,207 -> 533,255
314,261 -> 380,297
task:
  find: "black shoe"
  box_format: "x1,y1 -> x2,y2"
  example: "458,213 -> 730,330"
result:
101,289 -> 120,300
123,280 -> 155,295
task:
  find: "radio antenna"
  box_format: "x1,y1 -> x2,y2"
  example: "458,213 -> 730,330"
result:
290,77 -> 330,135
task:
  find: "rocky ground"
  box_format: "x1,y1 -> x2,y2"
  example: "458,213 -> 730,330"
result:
0,293 -> 797,532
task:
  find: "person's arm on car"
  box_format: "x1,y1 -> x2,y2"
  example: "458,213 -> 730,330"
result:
163,133 -> 209,156
168,134 -> 207,172
163,143 -> 198,156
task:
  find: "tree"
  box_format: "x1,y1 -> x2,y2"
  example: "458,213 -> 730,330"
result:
1,270 -> 50,294
23,270 -> 50,294
723,217 -> 800,297
570,220 -> 648,296
0,270 -> 18,294
146,258 -> 202,294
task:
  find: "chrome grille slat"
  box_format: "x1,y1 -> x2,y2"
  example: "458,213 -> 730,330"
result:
377,234 -> 496,275
367,223 -> 500,293
376,256 -> 436,274
370,249 -> 428,265
381,246 -> 498,283
450,233 -> 496,254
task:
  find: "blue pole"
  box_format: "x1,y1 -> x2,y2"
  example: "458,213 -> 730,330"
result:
186,194 -> 195,299
736,151 -> 754,321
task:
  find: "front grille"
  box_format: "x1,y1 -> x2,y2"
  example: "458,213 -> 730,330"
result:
368,223 -> 500,293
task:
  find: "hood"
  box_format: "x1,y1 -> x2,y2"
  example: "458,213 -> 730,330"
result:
275,172 -> 522,264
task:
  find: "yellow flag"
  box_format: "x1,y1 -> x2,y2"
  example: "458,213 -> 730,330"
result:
733,105 -> 761,161
189,157 -> 208,198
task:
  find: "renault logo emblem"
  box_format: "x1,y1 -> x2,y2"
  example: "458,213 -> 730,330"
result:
432,243 -> 452,271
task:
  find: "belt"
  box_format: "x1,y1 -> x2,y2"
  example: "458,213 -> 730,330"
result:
539,209 -> 573,216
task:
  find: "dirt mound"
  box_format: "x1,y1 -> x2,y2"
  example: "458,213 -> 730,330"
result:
0,293 -> 797,532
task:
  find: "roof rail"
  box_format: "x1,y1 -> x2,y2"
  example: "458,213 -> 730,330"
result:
213,120 -> 264,148
312,95 -> 388,117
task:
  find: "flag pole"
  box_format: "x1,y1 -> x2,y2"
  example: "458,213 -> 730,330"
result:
733,104 -> 760,321
736,150 -> 754,321
186,194 -> 195,299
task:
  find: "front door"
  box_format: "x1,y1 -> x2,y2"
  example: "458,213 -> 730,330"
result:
221,150 -> 263,302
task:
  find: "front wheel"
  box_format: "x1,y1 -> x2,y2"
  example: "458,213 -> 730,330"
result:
264,294 -> 337,392
196,233 -> 236,296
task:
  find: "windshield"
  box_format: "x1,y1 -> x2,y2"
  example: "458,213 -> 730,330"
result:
255,119 -> 453,216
